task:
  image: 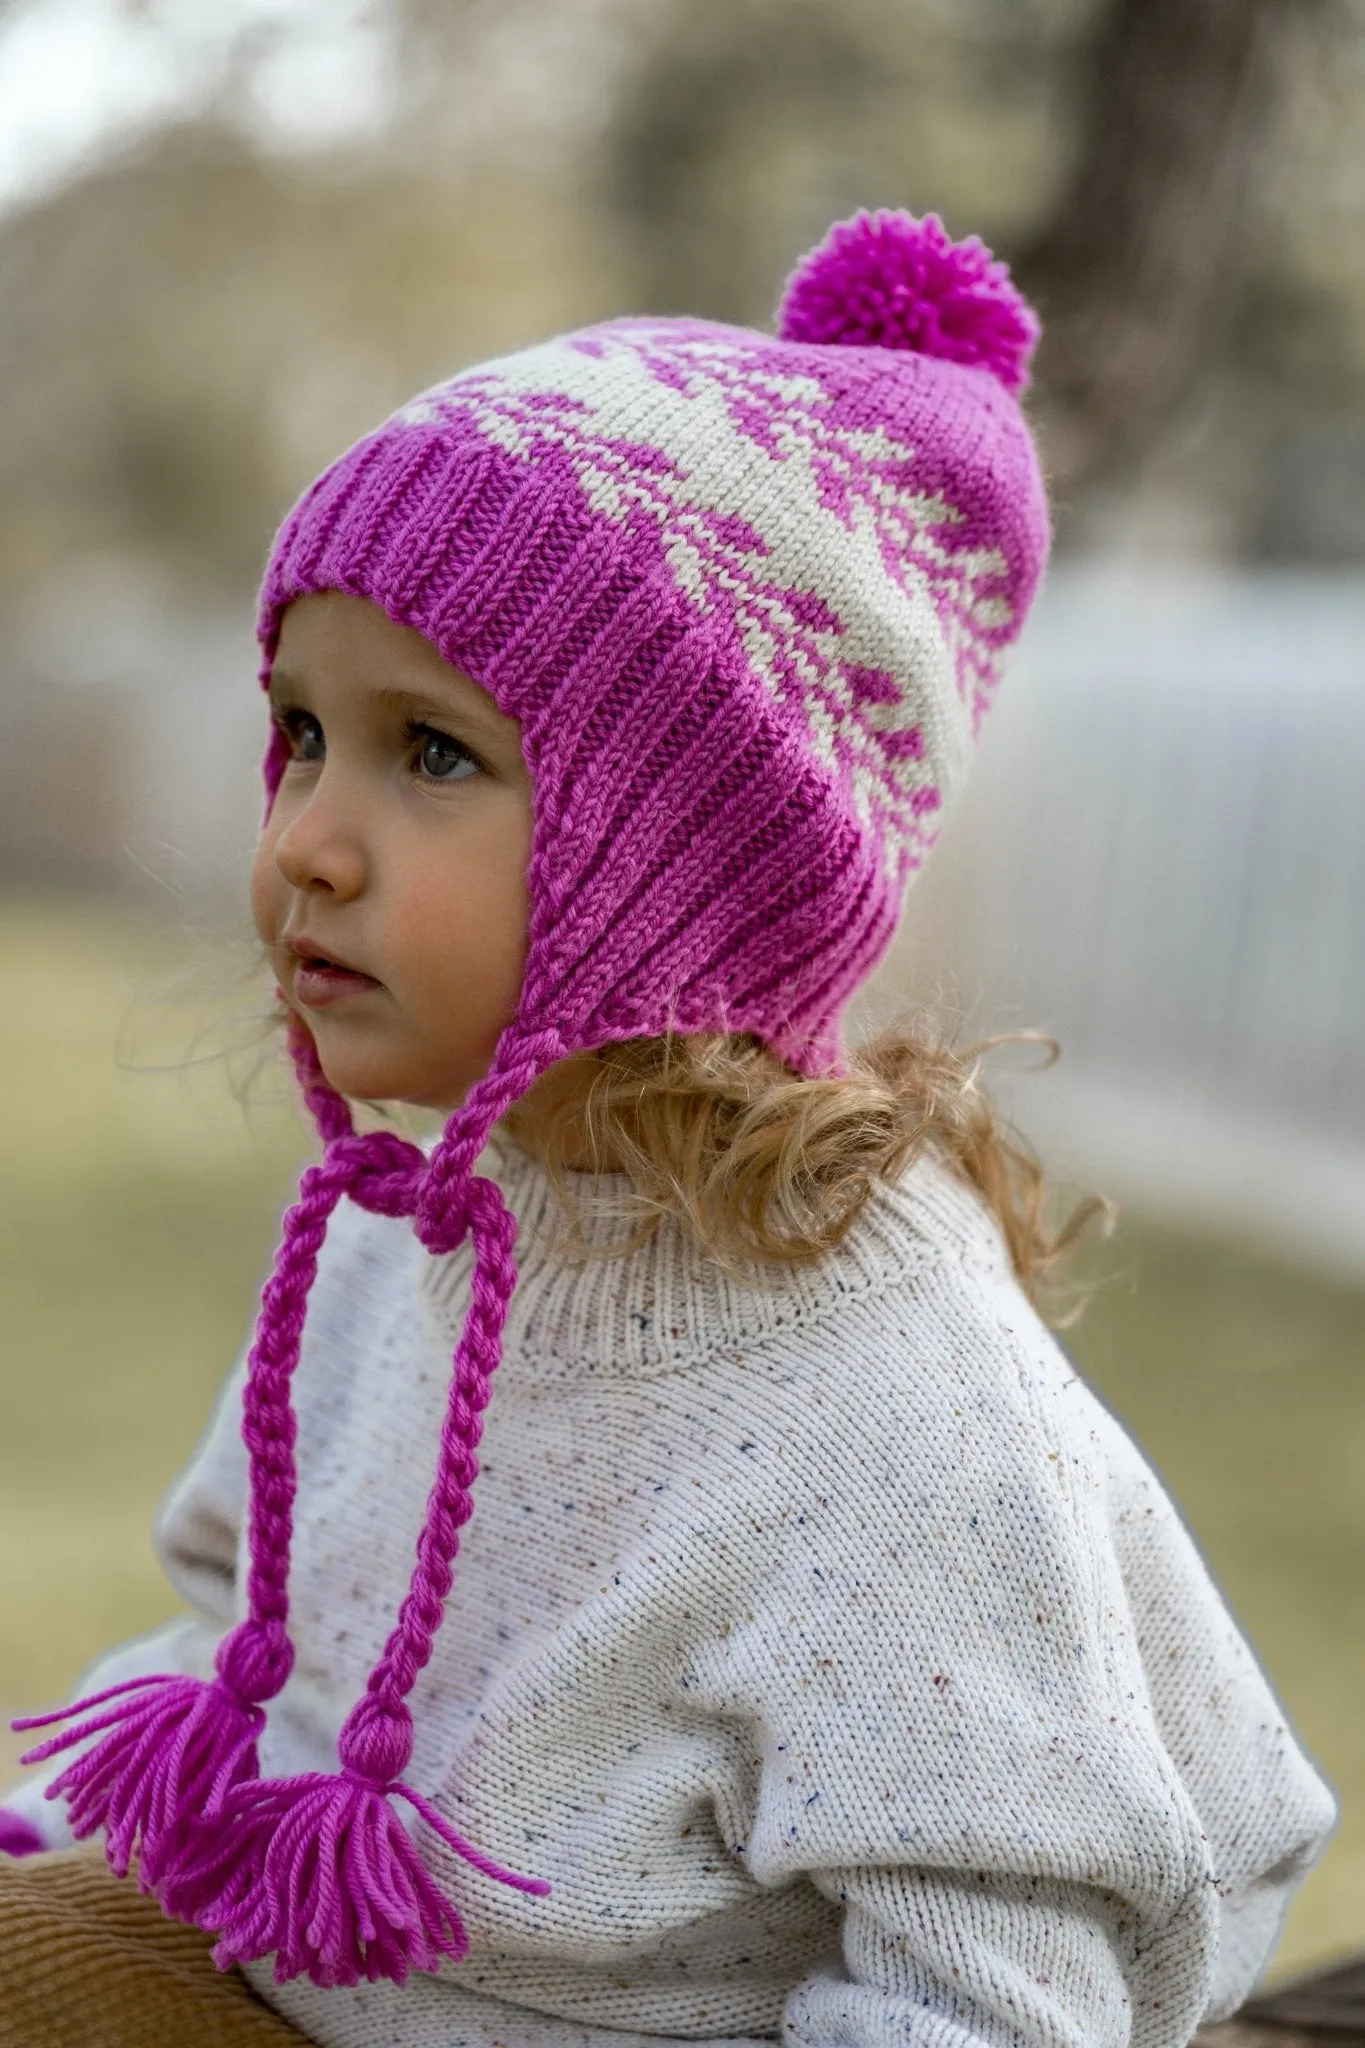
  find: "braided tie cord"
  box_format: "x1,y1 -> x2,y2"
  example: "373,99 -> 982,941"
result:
10,1114 -> 450,1886
340,1171 -> 517,1778
145,1017 -> 563,1982
16,1013 -> 563,1969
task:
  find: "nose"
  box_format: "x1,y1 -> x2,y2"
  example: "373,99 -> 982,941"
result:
271,773 -> 367,900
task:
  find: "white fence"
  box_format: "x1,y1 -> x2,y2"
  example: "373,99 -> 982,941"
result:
861,565 -> 1365,1272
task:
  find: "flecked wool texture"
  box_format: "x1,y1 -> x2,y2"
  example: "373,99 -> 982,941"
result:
3,1137 -> 1337,2048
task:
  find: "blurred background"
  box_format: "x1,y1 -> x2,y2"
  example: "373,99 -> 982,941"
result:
1,0 -> 1363,1982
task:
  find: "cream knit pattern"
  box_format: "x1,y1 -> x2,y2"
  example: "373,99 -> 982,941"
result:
4,1138 -> 1335,2048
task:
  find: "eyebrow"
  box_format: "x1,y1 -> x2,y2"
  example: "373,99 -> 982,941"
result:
371,683 -> 506,736
267,668 -> 506,739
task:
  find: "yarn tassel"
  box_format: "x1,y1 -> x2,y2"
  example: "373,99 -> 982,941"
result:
13,1619 -> 291,1883
13,1670 -> 264,1882
157,1755 -> 548,1987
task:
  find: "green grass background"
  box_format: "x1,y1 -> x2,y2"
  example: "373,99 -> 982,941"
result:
2,889 -> 1362,1977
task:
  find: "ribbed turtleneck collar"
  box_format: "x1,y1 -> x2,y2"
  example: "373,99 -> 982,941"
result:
415,1130 -> 1000,1384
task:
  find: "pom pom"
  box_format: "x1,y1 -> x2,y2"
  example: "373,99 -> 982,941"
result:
777,209 -> 1040,395
14,1672 -> 265,1880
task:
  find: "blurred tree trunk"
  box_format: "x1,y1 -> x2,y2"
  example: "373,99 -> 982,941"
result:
1017,0 -> 1311,491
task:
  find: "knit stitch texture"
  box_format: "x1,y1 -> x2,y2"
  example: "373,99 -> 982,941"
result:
3,1140 -> 1335,2048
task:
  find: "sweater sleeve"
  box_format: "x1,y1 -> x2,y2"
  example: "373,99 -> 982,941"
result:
1095,1400 -> 1338,2020
783,1866 -> 1135,2048
687,1248 -> 1334,2048
1,1347 -> 249,1852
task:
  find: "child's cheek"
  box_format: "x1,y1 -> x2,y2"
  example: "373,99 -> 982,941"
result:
399,825 -> 531,1027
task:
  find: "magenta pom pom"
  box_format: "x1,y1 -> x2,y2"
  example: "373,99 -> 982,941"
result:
14,1672 -> 265,1880
156,1765 -> 549,1988
777,209 -> 1040,394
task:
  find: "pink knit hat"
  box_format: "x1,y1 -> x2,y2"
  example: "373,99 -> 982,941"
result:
17,211 -> 1048,1986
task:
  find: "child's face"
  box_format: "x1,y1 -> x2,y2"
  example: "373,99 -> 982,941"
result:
251,591 -> 534,1111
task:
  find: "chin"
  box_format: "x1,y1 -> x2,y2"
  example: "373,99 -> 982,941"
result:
309,1049 -> 464,1116
399,1079 -> 476,1115
300,1038 -> 404,1107
296,1013 -> 488,1117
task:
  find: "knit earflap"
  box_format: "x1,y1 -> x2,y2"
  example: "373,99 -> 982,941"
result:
17,1012 -> 558,1984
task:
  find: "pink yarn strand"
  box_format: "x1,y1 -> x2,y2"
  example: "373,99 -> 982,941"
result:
14,1673 -> 179,1745
391,1782 -> 551,1895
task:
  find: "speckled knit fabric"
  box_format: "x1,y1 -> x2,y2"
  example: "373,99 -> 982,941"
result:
4,1137 -> 1336,2048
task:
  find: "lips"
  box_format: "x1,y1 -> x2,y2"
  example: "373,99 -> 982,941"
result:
284,936 -> 371,978
283,937 -> 382,1005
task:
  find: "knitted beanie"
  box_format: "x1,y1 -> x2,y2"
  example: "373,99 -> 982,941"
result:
17,211 -> 1049,1987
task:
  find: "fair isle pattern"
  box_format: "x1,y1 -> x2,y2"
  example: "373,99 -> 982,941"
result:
397,318 -> 1030,880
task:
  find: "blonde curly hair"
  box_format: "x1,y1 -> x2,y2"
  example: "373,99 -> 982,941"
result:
500,1027 -> 1109,1320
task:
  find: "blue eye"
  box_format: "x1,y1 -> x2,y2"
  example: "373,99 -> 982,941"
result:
404,719 -> 481,783
270,706 -> 480,783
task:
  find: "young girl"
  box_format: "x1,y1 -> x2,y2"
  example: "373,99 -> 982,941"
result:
0,210 -> 1335,2048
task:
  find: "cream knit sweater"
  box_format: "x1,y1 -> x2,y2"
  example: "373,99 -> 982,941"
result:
4,1137 -> 1335,2048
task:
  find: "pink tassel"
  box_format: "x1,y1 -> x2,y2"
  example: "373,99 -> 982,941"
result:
12,1621 -> 290,1885
13,1672 -> 264,1881
157,1767 -> 549,1988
